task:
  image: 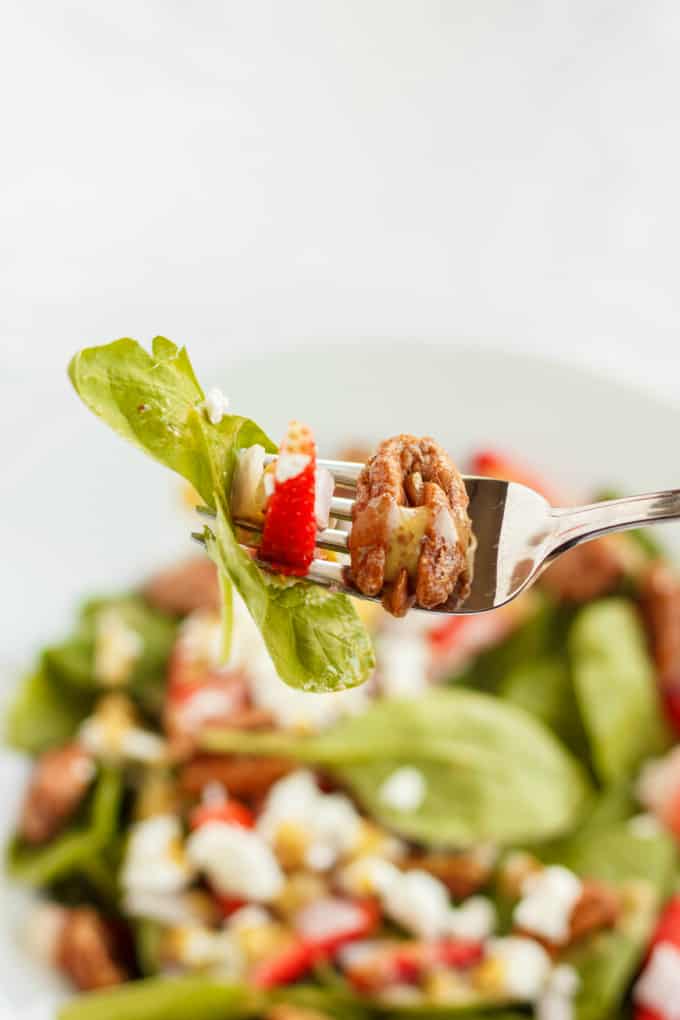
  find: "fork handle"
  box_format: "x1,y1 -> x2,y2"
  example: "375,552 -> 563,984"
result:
550,489 -> 680,553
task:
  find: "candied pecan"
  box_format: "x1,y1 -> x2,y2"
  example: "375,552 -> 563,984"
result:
56,908 -> 128,990
349,435 -> 473,615
179,754 -> 294,800
640,561 -> 680,683
541,536 -> 624,603
19,744 -> 95,846
142,557 -> 219,615
404,847 -> 497,899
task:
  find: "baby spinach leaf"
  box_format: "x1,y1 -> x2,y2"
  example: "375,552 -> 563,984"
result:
44,595 -> 177,714
202,688 -> 591,846
569,599 -> 669,784
500,655 -> 589,759
203,498 -> 375,692
5,664 -> 93,753
69,338 -> 375,692
58,977 -> 252,1020
7,768 -> 122,887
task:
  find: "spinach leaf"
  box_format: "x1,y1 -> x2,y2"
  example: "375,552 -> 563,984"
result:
202,688 -> 591,846
203,498 -> 375,692
569,599 -> 669,783
500,655 -> 589,759
6,768 -> 122,887
542,823 -> 676,1020
44,595 -> 177,714
69,338 -> 375,692
5,664 -> 92,753
58,977 -> 252,1020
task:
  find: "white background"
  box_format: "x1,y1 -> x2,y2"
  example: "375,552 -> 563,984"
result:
1,0 -> 679,398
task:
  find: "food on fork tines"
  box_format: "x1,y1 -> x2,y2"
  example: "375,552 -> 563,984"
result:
349,434 -> 474,616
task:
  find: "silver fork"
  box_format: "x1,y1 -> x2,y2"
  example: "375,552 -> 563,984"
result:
193,457 -> 680,614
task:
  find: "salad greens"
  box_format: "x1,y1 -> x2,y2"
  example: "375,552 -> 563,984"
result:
58,977 -> 253,1020
202,687 -> 592,846
569,599 -> 669,783
7,768 -> 122,887
69,338 -> 374,692
6,664 -> 91,754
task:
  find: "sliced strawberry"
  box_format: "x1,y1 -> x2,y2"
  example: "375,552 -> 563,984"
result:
428,616 -> 473,651
435,938 -> 485,968
260,421 -> 317,576
344,938 -> 483,992
470,449 -> 560,503
251,938 -> 319,988
190,799 -> 255,831
214,894 -> 247,918
647,896 -> 680,955
635,1008 -> 666,1020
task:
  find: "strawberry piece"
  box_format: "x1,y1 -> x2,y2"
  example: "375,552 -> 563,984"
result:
260,421 -> 317,576
470,449 -> 560,503
428,616 -> 472,651
647,896 -> 680,955
345,938 -> 483,992
190,799 -> 255,831
251,938 -> 318,988
214,894 -> 247,918
635,1008 -> 666,1020
435,938 -> 485,968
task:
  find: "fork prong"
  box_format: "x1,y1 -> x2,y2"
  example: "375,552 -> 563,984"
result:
231,520 -> 349,553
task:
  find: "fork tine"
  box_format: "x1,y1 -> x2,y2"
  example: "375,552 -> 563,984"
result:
229,519 -> 349,553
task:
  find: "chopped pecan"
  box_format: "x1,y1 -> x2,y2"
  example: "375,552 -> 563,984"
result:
142,557 -> 219,615
19,744 -> 95,846
404,847 -> 497,899
180,753 -> 295,800
56,908 -> 128,990
541,536 -> 624,603
349,435 -> 473,615
640,561 -> 680,683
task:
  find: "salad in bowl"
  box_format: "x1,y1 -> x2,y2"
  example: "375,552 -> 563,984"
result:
5,338 -> 680,1020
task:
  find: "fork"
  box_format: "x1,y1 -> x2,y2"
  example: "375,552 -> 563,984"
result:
193,457 -> 680,614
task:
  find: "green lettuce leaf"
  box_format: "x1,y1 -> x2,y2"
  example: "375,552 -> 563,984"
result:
58,977 -> 252,1020
569,599 -> 669,783
6,664 -> 93,753
69,338 -> 374,692
6,767 -> 122,887
500,655 -> 589,759
202,688 -> 592,846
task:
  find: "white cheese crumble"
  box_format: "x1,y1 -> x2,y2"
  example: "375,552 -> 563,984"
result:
445,896 -> 497,940
536,964 -> 580,1020
169,925 -> 243,976
294,897 -> 366,943
376,633 -> 429,699
380,868 -> 451,940
379,766 -> 426,812
275,452 -> 310,483
340,855 -> 402,898
513,866 -> 582,943
123,889 -> 207,927
257,770 -> 362,871
177,610 -> 223,668
79,694 -> 167,764
634,942 -> 680,1020
122,814 -> 194,894
94,608 -> 143,686
186,821 -> 284,902
202,387 -> 230,425
231,444 -> 267,522
488,936 -> 552,1000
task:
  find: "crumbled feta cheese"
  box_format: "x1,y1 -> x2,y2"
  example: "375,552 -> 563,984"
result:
487,936 -> 552,1000
379,766 -> 426,812
202,387 -> 230,425
257,770 -> 362,871
123,889 -> 208,927
314,466 -> 334,529
537,965 -> 580,1020
122,814 -> 194,894
513,866 -> 582,943
79,694 -> 167,764
178,610 -> 223,668
176,686 -> 241,734
634,942 -> 680,1019
231,444 -> 267,522
186,821 -> 284,902
445,896 -> 497,940
169,925 -> 243,976
637,747 -> 680,816
381,868 -> 451,940
275,452 -> 311,483
629,813 -> 665,838
294,897 -> 366,942
94,608 -> 143,686
227,905 -> 272,931
376,633 -> 429,699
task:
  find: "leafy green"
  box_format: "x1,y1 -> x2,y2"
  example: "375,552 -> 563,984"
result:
569,599 -> 669,783
6,768 -> 122,887
202,688 -> 591,846
500,655 -> 589,758
5,664 -> 92,753
203,498 -> 375,692
69,337 -> 375,692
541,822 -> 676,1020
58,977 -> 253,1020
43,595 -> 177,714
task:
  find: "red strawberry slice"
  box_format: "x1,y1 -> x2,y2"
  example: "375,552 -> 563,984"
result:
190,798 -> 255,831
260,421 -> 317,576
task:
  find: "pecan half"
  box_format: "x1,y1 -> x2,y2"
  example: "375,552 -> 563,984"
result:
19,744 -> 95,845
541,537 -> 624,603
143,557 -> 219,615
56,908 -> 128,990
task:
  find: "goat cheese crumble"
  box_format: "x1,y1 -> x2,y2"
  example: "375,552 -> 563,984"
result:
202,387 -> 230,425
634,942 -> 680,1020
513,866 -> 582,943
379,766 -> 426,812
186,821 -> 284,902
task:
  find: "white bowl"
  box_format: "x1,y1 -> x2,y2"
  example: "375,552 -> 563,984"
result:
2,342 -> 679,1013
